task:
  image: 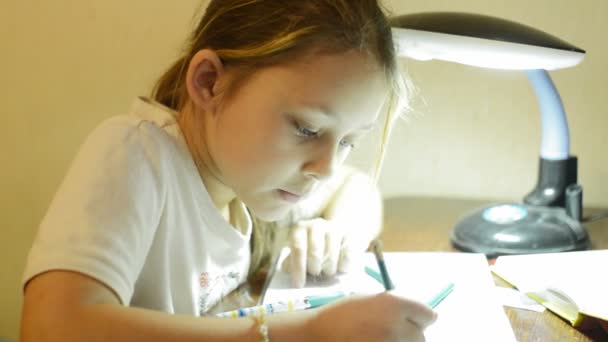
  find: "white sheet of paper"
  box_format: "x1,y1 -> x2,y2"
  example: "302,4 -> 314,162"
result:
493,249 -> 608,320
264,251 -> 516,342
493,286 -> 546,312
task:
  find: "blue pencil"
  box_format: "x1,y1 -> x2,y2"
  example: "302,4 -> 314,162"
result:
370,240 -> 395,290
365,266 -> 454,309
427,283 -> 455,309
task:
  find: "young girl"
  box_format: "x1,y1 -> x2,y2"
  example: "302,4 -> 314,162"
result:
21,1 -> 437,341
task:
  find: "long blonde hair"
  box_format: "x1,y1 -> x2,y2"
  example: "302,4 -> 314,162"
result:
151,0 -> 411,278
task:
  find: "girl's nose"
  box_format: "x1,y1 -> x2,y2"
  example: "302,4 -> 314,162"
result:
302,142 -> 340,181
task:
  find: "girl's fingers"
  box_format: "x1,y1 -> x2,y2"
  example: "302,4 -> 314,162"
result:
396,320 -> 427,342
307,221 -> 325,276
287,217 -> 358,285
322,228 -> 342,276
337,238 -> 367,273
288,224 -> 308,288
337,248 -> 352,274
395,295 -> 438,330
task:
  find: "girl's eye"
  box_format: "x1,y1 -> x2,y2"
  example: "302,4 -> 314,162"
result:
295,124 -> 319,138
339,139 -> 355,149
292,119 -> 355,149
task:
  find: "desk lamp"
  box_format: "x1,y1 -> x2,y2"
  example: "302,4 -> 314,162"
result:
390,12 -> 590,257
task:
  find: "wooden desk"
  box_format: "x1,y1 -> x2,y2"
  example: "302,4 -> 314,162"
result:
381,196 -> 608,342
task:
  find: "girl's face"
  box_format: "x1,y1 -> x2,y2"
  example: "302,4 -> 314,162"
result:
201,51 -> 388,220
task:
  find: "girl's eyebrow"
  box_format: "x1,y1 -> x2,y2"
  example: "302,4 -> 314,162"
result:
293,108 -> 335,125
302,106 -> 333,119
294,107 -> 376,132
359,123 -> 375,132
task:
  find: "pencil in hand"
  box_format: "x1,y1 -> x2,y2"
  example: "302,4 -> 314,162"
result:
370,239 -> 395,290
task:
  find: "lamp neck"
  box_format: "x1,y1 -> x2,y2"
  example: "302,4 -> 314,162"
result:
526,69 -> 570,160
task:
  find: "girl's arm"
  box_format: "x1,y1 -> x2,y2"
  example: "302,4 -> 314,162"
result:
21,271 -> 312,342
21,269 -> 434,342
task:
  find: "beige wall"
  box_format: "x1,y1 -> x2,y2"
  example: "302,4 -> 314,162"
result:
1,0 -> 606,339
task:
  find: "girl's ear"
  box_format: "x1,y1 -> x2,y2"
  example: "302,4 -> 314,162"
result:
185,49 -> 225,114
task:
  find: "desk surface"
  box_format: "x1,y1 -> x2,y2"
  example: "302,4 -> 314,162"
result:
381,196 -> 608,342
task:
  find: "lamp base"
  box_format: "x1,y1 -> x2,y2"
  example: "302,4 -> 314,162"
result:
450,203 -> 589,258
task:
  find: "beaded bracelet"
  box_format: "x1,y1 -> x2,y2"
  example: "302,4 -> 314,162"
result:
254,312 -> 269,342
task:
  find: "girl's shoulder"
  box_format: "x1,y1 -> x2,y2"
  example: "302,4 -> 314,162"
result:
84,97 -> 183,159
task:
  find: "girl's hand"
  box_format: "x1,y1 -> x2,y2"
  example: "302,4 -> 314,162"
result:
282,217 -> 371,288
307,292 -> 437,342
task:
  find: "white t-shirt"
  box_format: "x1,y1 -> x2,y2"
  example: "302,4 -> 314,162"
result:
22,97 -> 252,315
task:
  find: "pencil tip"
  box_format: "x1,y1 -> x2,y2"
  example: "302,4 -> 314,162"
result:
371,239 -> 385,261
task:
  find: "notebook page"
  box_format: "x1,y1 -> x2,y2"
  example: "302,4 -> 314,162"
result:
493,249 -> 608,320
265,251 -> 516,342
